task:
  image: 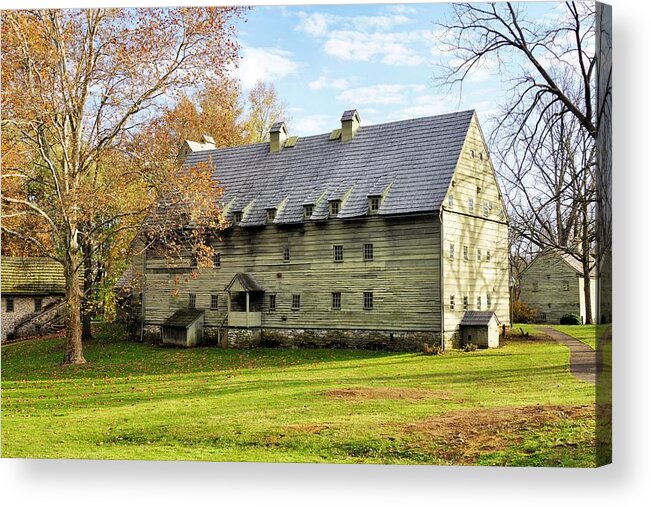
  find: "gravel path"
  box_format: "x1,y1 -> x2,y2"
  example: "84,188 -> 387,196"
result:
540,327 -> 597,384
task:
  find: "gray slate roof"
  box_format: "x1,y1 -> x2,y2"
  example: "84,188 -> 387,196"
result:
225,272 -> 265,292
162,309 -> 204,328
183,110 -> 475,226
460,311 -> 499,326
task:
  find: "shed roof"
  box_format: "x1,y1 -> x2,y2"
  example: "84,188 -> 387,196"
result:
460,311 -> 499,326
162,309 -> 204,328
1,256 -> 66,295
182,110 -> 475,226
225,272 -> 265,292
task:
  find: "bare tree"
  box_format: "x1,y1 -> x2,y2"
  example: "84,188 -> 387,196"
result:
436,2 -> 598,323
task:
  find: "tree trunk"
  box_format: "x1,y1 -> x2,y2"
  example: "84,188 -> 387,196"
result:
583,265 -> 594,325
62,249 -> 86,365
81,237 -> 93,341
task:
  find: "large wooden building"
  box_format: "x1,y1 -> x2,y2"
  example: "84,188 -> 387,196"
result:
140,109 -> 510,350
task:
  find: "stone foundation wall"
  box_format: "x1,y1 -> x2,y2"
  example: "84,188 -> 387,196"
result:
2,295 -> 61,342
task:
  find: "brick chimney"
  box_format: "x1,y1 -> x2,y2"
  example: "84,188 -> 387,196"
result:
341,110 -> 360,142
269,122 -> 288,153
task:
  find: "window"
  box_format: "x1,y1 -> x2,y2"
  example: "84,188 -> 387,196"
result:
292,294 -> 300,310
267,209 -> 276,222
479,152 -> 484,161
304,205 -> 313,218
449,295 -> 455,310
477,296 -> 482,310
269,294 -> 276,311
449,244 -> 454,260
190,255 -> 197,268
6,297 -> 14,313
486,250 -> 491,261
486,293 -> 491,308
463,296 -> 469,311
211,295 -> 219,310
463,245 -> 468,261
539,312 -> 547,322
477,249 -> 482,261
363,292 -> 373,310
189,293 -> 196,309
283,246 -> 290,262
333,245 -> 344,262
471,149 -> 475,158
483,202 -> 490,217
363,243 -> 373,261
533,282 -> 539,292
331,292 -> 341,310
448,194 -> 454,209
468,198 -> 474,213
213,252 -> 221,268
329,200 -> 340,216
563,281 -> 570,291
233,211 -> 242,224
34,298 -> 43,312
369,197 -> 380,213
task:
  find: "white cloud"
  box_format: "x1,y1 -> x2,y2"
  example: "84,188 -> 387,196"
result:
308,73 -> 350,91
295,12 -> 337,37
235,47 -> 298,89
337,84 -> 427,106
292,114 -> 338,136
324,30 -> 426,66
296,11 -> 413,38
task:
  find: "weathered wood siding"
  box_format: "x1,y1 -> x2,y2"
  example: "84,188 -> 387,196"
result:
143,214 -> 442,332
520,252 -> 596,324
441,114 -> 510,339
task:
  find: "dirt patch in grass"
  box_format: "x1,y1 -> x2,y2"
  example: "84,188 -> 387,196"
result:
326,387 -> 451,401
400,404 -> 595,464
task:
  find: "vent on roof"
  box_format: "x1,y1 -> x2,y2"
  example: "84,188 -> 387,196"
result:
284,136 -> 299,148
329,129 -> 342,141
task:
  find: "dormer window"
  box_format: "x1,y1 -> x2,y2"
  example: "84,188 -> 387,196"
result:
329,200 -> 340,217
368,196 -> 380,214
233,211 -> 242,224
304,204 -> 314,219
267,208 -> 276,222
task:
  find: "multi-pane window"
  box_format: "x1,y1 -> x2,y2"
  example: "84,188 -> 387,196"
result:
448,194 -> 454,209
283,246 -> 290,262
483,202 -> 490,217
449,295 -> 455,310
213,252 -> 221,268
34,298 -> 42,312
267,209 -> 276,222
477,249 -> 482,261
363,243 -> 374,261
468,198 -> 474,213
563,281 -> 570,291
533,282 -> 539,292
269,294 -> 276,311
486,250 -> 491,261
329,200 -> 340,216
331,292 -> 341,310
211,295 -> 219,310
477,296 -> 482,310
304,205 -> 313,218
463,296 -> 469,310
6,298 -> 14,313
369,197 -> 380,213
292,294 -> 300,310
333,245 -> 344,262
188,293 -> 196,309
363,292 -> 373,310
449,244 -> 454,260
463,245 -> 469,261
233,211 -> 242,224
486,293 -> 491,308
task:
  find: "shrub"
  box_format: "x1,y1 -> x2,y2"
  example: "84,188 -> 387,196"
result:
462,343 -> 478,352
422,343 -> 443,355
512,299 -> 539,323
560,313 -> 581,325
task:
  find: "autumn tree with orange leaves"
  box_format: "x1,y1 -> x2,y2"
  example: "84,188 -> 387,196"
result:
1,7 -> 245,365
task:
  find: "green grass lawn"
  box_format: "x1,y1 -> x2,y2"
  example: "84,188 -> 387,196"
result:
543,324 -> 609,350
2,323 -> 597,466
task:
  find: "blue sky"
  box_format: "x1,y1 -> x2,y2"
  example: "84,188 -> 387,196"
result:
231,2 -> 565,136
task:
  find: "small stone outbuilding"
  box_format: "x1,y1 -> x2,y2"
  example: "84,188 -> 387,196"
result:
459,311 -> 500,348
161,309 -> 204,347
